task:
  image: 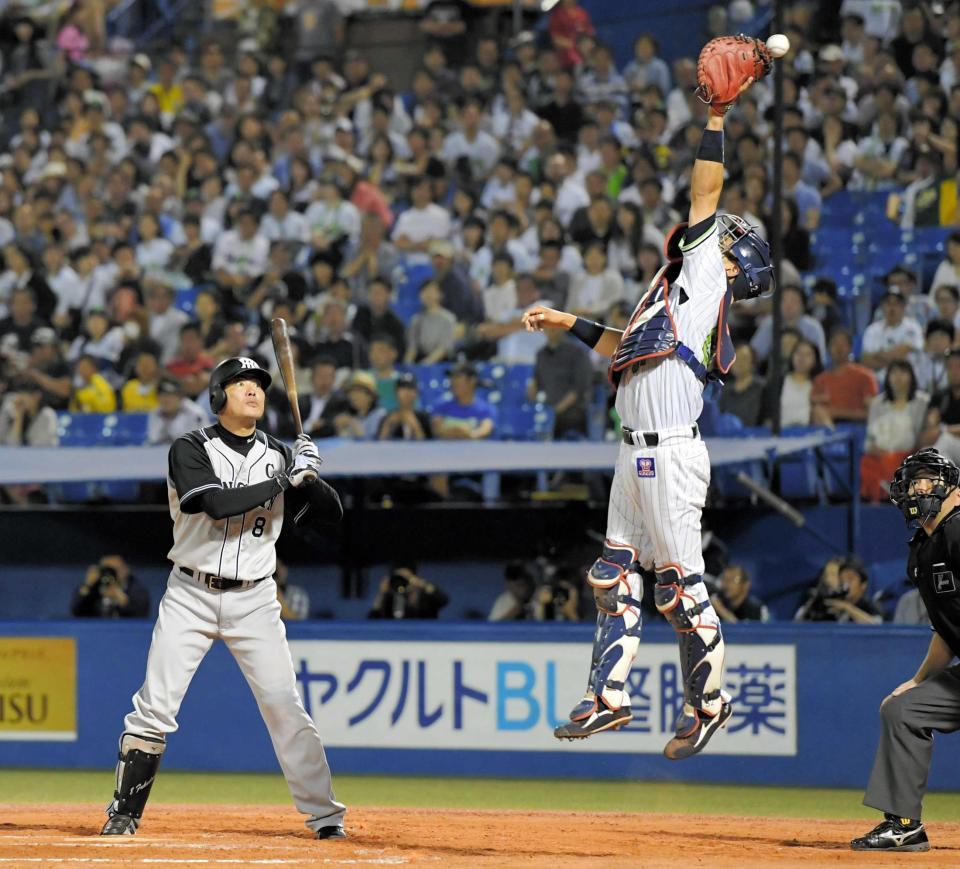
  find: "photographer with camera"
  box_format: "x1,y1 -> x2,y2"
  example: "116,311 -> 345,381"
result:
533,577 -> 582,622
70,555 -> 151,619
368,563 -> 449,620
794,555 -> 883,624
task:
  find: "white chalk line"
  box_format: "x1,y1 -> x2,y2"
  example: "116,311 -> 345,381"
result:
0,859 -> 408,865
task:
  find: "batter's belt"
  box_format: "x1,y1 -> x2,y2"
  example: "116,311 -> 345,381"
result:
177,566 -> 271,590
621,424 -> 699,448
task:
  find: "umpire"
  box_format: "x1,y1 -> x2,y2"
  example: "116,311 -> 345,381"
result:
853,448 -> 960,852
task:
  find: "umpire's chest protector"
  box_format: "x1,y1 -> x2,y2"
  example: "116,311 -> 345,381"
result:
608,265 -> 736,389
167,431 -> 287,581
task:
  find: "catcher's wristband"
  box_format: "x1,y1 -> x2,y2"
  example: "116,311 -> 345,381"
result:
697,128 -> 724,164
570,317 -> 605,349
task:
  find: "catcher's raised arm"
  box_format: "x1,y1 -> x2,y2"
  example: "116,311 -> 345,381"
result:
688,35 -> 772,226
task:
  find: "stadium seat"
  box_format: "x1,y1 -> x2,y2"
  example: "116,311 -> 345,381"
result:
497,402 -> 554,441
174,285 -> 200,316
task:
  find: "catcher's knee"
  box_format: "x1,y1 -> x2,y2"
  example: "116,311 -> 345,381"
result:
654,567 -> 710,631
588,539 -> 642,616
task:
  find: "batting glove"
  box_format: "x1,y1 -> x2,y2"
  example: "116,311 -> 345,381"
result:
285,452 -> 321,488
294,433 -> 321,464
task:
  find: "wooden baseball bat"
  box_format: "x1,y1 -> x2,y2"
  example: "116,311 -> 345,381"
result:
270,317 -> 305,435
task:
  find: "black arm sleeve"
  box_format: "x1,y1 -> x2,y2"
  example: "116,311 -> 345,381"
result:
187,477 -> 289,519
168,435 -> 223,506
285,477 -> 344,527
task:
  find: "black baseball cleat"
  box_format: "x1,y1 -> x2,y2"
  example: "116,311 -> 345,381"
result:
663,702 -> 733,760
554,702 -> 632,740
315,824 -> 347,840
851,816 -> 930,852
101,813 -> 138,836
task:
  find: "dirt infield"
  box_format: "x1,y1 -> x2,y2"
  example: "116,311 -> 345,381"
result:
2,804 -> 959,867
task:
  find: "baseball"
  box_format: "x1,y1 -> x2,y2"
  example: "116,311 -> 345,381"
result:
766,33 -> 790,58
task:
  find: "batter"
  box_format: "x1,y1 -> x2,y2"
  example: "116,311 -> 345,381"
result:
522,83 -> 774,759
100,356 -> 347,840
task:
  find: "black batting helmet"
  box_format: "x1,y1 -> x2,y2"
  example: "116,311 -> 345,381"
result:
890,448 -> 960,526
209,356 -> 272,413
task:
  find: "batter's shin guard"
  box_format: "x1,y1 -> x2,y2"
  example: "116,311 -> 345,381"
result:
109,732 -> 165,820
654,568 -> 729,736
585,540 -> 644,711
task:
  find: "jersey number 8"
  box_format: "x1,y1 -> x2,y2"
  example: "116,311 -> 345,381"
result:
251,516 -> 266,537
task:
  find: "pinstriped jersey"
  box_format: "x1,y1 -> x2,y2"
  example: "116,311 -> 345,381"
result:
615,216 -> 727,431
166,426 -> 293,581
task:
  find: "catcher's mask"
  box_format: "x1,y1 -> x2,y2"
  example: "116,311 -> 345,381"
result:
718,213 -> 775,301
890,448 -> 960,527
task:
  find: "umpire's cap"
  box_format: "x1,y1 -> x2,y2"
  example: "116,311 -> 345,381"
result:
209,356 -> 272,413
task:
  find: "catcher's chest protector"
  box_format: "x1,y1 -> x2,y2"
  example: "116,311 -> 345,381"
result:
608,269 -> 736,389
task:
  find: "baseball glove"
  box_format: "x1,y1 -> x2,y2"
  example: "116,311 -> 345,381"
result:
696,35 -> 772,114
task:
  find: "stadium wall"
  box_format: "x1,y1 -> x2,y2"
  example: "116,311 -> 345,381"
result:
0,620 -> 953,790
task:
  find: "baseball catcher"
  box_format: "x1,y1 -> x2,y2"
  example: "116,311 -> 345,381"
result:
522,35 -> 774,759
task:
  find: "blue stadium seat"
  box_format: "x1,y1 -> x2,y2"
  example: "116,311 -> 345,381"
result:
497,402 -> 554,441
174,285 -> 200,316
57,413 -> 108,445
106,413 -> 150,446
52,413 -> 144,503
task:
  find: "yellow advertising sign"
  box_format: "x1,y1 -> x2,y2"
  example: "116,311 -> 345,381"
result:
0,638 -> 77,741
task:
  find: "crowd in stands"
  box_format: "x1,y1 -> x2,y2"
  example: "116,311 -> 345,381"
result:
0,0 -> 956,528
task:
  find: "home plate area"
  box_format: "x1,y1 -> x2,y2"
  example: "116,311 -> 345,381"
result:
3,804 -> 960,867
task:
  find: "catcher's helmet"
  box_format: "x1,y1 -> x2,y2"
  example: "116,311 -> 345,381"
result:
890,448 -> 960,526
718,213 -> 775,301
209,356 -> 272,413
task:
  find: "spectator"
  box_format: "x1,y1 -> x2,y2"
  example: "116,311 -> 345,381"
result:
532,574 -> 582,622
931,284 -> 960,332
0,287 -> 45,354
442,97 -> 501,180
488,560 -> 537,620
405,279 -> 457,364
21,327 -> 71,411
531,328 -> 593,437
623,33 -> 671,103
431,361 -> 497,441
429,239 -> 483,324
369,334 -> 402,411
566,241 -> 624,320
147,376 -> 208,444
719,343 -> 767,427
930,231 -> 960,292
750,285 -> 827,366
808,277 -> 844,340
391,176 -> 452,262
351,278 -> 406,360
874,266 -> 933,328
861,360 -> 927,501
165,323 -> 215,399
146,284 -> 189,364
914,319 -> 953,396
121,351 -> 162,412
379,372 -> 432,442
0,376 -> 57,447
860,288 -> 924,383
777,338 -> 826,428
548,0 -> 595,69
309,298 -> 367,371
70,354 -> 117,412
275,560 -> 310,621
304,175 -> 361,256
212,208 -> 270,311
711,565 -> 770,623
340,214 -> 399,304
333,370 -> 386,440
782,151 -> 822,229
919,350 -> 960,465
70,556 -> 150,619
812,328 -> 878,423
193,289 -> 227,354
893,586 -> 930,626
794,555 -> 883,623
297,356 -> 350,440
368,564 -> 449,619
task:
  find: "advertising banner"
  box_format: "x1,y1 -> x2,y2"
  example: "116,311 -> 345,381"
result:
289,641 -> 796,756
0,637 -> 77,741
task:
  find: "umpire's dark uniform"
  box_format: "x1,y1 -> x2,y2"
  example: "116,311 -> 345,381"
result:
864,507 -> 960,820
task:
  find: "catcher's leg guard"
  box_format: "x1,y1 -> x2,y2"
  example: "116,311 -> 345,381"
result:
103,732 -> 165,833
654,567 -> 732,760
555,541 -> 643,740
